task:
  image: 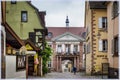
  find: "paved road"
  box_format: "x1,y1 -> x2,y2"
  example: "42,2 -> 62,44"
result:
28,72 -> 107,79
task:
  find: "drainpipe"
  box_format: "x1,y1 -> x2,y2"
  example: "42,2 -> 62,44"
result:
118,1 -> 120,79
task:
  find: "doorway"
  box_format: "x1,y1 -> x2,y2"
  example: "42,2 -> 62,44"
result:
28,55 -> 34,76
62,60 -> 73,72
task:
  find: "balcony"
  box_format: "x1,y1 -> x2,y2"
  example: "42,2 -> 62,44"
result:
56,51 -> 80,56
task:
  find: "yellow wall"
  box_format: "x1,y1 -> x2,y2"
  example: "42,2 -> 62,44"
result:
85,2 -> 108,74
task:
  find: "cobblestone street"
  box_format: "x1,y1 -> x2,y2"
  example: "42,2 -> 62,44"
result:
28,72 -> 107,79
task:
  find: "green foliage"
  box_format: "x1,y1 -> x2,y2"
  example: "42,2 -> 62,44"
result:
41,42 -> 53,75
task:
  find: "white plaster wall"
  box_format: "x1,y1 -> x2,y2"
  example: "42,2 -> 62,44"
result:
6,56 -> 26,79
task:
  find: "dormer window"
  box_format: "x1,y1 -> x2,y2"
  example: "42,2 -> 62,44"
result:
48,32 -> 53,38
21,11 -> 28,22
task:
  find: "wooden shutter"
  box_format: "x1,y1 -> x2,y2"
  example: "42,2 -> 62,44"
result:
98,17 -> 102,28
99,40 -> 103,51
111,39 -> 114,54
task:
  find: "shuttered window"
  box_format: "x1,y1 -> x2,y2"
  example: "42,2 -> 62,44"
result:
112,1 -> 119,18
99,39 -> 108,52
98,17 -> 107,29
114,37 -> 118,55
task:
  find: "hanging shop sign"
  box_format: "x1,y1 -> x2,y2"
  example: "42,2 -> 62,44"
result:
16,55 -> 26,71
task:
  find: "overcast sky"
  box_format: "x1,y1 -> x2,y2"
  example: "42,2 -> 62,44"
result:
31,0 -> 85,27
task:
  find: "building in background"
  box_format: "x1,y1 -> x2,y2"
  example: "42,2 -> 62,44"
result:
46,16 -> 85,72
84,1 -> 108,75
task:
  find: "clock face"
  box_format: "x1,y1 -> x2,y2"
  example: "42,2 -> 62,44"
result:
48,32 -> 53,38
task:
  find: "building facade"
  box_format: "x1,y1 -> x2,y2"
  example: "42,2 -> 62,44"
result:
1,1 -> 47,78
85,1 -> 108,75
46,26 -> 85,72
106,1 -> 119,78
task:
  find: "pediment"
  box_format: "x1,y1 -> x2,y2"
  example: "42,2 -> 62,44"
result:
52,32 -> 84,42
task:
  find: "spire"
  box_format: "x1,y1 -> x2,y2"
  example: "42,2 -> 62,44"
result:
65,16 -> 69,27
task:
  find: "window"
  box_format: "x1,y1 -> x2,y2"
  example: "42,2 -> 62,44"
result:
57,45 -> 62,53
98,17 -> 107,29
21,11 -> 28,22
65,44 -> 70,54
48,32 -> 53,38
48,61 -> 51,68
73,45 -> 78,54
11,0 -> 16,4
99,40 -> 108,52
112,1 -> 119,18
114,37 -> 118,55
29,32 -> 35,43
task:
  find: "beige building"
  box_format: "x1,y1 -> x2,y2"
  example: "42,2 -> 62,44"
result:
106,1 -> 119,78
85,1 -> 108,75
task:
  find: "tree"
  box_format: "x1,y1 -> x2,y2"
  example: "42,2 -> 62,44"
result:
41,41 -> 53,75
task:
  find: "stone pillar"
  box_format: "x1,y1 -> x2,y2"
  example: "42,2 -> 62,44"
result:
79,42 -> 83,70
74,57 -> 76,67
59,57 -> 62,72
57,56 -> 58,71
53,42 -> 56,70
71,44 -> 73,54
77,56 -> 79,71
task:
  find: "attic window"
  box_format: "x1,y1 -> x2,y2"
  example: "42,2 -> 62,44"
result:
11,0 -> 16,4
21,11 -> 28,22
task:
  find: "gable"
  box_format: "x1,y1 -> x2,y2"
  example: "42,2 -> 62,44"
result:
59,34 -> 78,41
25,43 -> 33,50
52,32 -> 84,42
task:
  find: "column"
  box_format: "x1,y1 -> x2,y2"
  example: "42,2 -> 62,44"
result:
60,57 -> 62,72
62,44 -> 65,54
74,57 -> 76,67
77,56 -> 79,71
57,56 -> 58,71
71,44 -> 73,54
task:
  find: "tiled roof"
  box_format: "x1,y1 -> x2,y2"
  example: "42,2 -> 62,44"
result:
46,27 -> 85,40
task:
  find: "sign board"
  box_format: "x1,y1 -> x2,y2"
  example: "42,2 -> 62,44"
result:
16,55 -> 26,71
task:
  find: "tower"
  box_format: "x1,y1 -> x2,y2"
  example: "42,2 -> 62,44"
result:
65,16 -> 69,27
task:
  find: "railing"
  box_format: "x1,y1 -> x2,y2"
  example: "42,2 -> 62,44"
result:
56,51 -> 80,55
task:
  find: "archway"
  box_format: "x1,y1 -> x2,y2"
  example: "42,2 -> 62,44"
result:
62,60 -> 73,72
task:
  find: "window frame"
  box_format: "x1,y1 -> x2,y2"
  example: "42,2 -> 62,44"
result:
21,11 -> 28,22
112,1 -> 119,19
98,17 -> 107,30
11,0 -> 16,4
114,36 -> 118,56
99,39 -> 108,52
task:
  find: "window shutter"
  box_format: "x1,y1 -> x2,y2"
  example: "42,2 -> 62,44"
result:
99,40 -> 103,51
112,39 -> 114,54
98,18 -> 102,28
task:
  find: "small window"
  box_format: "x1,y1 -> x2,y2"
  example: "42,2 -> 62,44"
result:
73,45 -> 78,54
114,37 -> 118,55
112,1 -> 119,18
11,0 -> 16,4
57,45 -> 62,53
48,32 -> 53,38
99,17 -> 107,29
21,11 -> 28,22
99,39 -> 108,52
